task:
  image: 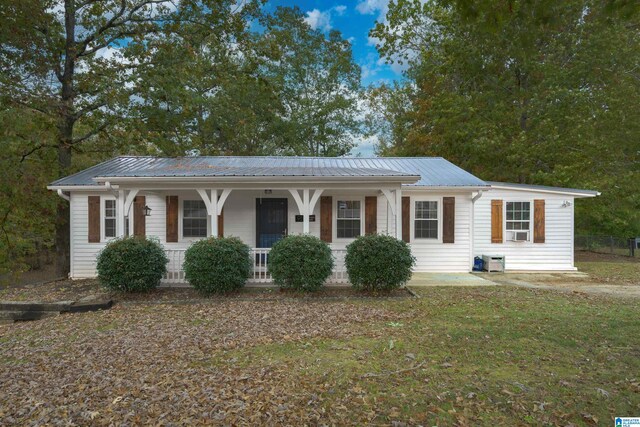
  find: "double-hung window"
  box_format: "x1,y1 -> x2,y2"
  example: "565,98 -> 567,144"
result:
104,199 -> 116,239
506,201 -> 531,232
414,200 -> 438,239
336,200 -> 361,238
183,200 -> 208,238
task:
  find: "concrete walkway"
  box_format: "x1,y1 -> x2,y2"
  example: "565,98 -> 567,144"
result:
408,273 -> 498,287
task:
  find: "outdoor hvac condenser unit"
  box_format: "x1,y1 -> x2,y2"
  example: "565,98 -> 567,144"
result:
482,255 -> 505,273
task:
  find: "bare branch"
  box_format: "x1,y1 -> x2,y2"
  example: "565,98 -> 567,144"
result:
71,121 -> 110,144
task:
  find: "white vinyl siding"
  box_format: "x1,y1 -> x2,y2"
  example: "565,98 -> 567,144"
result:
473,189 -> 575,270
407,191 -> 472,272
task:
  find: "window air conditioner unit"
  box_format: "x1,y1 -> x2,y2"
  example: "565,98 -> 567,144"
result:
508,231 -> 529,242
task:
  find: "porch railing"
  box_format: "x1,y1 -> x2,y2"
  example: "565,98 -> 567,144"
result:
162,248 -> 349,284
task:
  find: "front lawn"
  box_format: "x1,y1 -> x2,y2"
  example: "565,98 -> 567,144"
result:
1,287 -> 638,425
576,251 -> 640,285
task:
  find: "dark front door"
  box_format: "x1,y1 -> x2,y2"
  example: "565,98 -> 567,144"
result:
256,198 -> 288,248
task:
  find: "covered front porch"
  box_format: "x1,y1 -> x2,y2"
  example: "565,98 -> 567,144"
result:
100,179 -> 413,285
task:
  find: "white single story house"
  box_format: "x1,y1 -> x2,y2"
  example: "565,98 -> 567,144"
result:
48,156 -> 599,283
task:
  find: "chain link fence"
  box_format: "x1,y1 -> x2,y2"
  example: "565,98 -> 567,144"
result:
575,235 -> 638,257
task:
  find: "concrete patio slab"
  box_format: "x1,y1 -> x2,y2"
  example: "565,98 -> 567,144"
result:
408,273 -> 499,287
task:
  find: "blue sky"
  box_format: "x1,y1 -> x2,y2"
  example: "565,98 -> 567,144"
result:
263,0 -> 403,87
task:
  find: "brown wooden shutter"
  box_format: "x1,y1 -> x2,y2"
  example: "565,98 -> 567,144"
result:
533,199 -> 545,243
166,195 -> 179,243
365,196 -> 377,235
320,196 -> 332,243
217,208 -> 224,238
133,196 -> 146,237
491,199 -> 503,243
401,196 -> 410,243
442,197 -> 455,243
88,195 -> 100,243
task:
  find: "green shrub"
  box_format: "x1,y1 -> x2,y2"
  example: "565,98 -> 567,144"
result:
96,237 -> 168,292
345,234 -> 415,291
268,235 -> 334,292
183,237 -> 251,294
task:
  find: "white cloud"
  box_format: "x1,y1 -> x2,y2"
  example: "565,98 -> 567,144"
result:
304,5 -> 348,32
355,0 -> 389,16
304,9 -> 332,31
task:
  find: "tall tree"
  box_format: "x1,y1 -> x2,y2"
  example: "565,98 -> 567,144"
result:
263,7 -> 362,156
0,0 -> 261,275
371,0 -> 640,236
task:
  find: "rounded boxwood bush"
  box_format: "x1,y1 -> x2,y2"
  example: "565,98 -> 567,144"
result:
345,234 -> 415,292
183,237 -> 252,294
268,235 -> 334,292
96,236 -> 168,292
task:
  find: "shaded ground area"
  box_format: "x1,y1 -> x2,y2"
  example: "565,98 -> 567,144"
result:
0,279 -> 108,303
1,287 -> 639,425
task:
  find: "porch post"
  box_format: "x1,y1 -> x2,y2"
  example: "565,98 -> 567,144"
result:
302,189 -> 310,234
210,189 -> 218,238
395,187 -> 402,239
116,189 -> 126,237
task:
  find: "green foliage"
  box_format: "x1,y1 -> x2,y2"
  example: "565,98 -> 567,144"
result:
268,235 -> 334,292
345,234 -> 415,291
96,237 -> 168,292
183,237 -> 252,294
371,0 -> 640,237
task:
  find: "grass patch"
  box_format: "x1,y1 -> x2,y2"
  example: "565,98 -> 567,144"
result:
1,286 -> 639,425
577,261 -> 640,285
221,287 -> 640,425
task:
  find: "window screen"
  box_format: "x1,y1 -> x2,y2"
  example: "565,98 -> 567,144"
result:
506,202 -> 531,231
414,200 -> 438,239
337,200 -> 361,238
104,199 -> 116,238
183,200 -> 207,238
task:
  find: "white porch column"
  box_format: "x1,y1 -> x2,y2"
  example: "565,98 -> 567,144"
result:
116,190 -> 126,237
288,188 -> 324,234
210,189 -> 219,237
395,188 -> 403,239
196,188 -> 232,237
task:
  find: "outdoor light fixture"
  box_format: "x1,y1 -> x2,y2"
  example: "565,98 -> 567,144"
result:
561,200 -> 572,208
264,189 -> 272,194
144,205 -> 152,216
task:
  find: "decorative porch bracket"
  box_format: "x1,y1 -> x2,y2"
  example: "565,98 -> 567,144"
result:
381,188 -> 403,239
196,188 -> 232,237
116,189 -> 139,237
288,189 -> 324,234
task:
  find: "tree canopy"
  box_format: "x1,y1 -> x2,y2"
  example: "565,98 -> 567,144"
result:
0,0 -> 362,276
370,0 -> 640,236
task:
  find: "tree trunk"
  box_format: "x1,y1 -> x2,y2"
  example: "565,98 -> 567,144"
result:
55,144 -> 72,277
55,0 -> 76,277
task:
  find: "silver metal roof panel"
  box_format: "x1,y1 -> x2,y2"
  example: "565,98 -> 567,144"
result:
49,156 -> 489,187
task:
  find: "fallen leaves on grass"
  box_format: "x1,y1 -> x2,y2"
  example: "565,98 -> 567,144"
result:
0,300 -> 397,425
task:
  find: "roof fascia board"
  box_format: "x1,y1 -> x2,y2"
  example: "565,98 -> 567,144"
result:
489,184 -> 600,198
402,185 -> 489,191
91,175 -> 421,185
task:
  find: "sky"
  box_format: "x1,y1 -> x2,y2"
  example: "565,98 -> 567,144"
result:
262,1 -> 404,156
263,0 -> 403,87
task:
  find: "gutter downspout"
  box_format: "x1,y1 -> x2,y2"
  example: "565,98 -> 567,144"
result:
470,190 -> 486,271
56,189 -> 70,201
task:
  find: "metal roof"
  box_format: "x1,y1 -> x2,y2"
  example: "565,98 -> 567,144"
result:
49,156 -> 489,188
487,181 -> 600,197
